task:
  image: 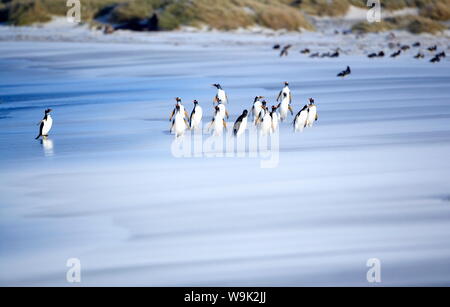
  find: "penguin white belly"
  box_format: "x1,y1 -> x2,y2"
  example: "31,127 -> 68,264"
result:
191,107 -> 203,130
307,106 -> 317,127
174,113 -> 187,137
218,104 -> 227,119
271,113 -> 279,132
212,117 -> 224,136
42,116 -> 53,136
260,114 -> 272,135
279,102 -> 289,121
295,111 -> 308,132
218,89 -> 227,103
253,103 -> 262,123
236,117 -> 247,137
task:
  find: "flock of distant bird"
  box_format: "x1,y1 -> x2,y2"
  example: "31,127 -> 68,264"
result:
274,41 -> 446,63
169,82 -> 318,138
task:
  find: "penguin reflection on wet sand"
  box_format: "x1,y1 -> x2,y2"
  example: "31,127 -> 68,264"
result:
189,100 -> 203,131
35,108 -> 53,140
208,105 -> 227,136
294,105 -> 308,133
212,84 -> 228,104
233,110 -> 248,137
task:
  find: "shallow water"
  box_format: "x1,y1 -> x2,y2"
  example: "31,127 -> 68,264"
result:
1,40 -> 450,286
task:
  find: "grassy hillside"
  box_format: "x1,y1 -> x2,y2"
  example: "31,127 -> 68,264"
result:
0,0 -> 448,33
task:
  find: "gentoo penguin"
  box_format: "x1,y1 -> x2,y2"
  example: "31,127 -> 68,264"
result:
401,45 -> 410,51
337,66 -> 351,77
35,108 -> 53,139
270,105 -> 279,133
378,51 -> 385,57
293,105 -> 309,132
277,81 -> 291,104
212,84 -> 228,104
280,44 -> 292,57
278,92 -> 293,122
251,96 -> 264,123
300,48 -> 310,54
255,100 -> 268,127
170,97 -> 189,134
428,45 -> 437,52
208,105 -> 227,136
172,104 -> 189,138
233,110 -> 248,137
368,52 -> 378,58
189,100 -> 203,131
258,105 -> 273,136
413,42 -> 421,47
310,52 -> 320,58
430,55 -> 441,63
306,98 -> 318,128
437,51 -> 446,59
414,52 -> 425,59
216,99 -> 229,120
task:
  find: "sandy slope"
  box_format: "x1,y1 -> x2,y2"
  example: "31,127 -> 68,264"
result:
0,33 -> 450,286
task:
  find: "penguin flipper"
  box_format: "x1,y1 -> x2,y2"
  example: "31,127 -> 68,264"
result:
276,91 -> 282,102
169,108 -> 175,121
288,105 -> 294,115
315,112 -> 318,121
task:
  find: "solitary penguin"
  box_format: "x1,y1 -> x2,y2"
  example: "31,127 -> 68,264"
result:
212,84 -> 228,104
233,110 -> 248,137
337,66 -> 351,77
172,104 -> 189,138
189,100 -> 203,131
277,81 -> 291,104
278,92 -> 293,122
306,98 -> 318,127
35,108 -> 53,140
208,105 -> 227,136
293,105 -> 309,133
270,105 -> 279,133
251,96 -> 264,123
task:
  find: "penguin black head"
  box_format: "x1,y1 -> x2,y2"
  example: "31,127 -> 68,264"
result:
254,96 -> 264,102
193,100 -> 198,105
242,110 -> 248,116
272,105 -> 277,111
212,84 -> 221,89
309,98 -> 315,104
175,97 -> 182,103
45,108 -> 52,114
284,81 -> 289,86
262,100 -> 267,106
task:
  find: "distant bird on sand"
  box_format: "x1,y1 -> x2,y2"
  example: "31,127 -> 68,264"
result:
300,48 -> 310,54
378,51 -> 385,57
306,98 -> 318,128
233,110 -> 248,137
437,51 -> 446,59
310,52 -> 320,58
273,44 -> 281,50
337,66 -> 351,77
391,50 -> 401,58
368,53 -> 378,58
189,100 -> 203,131
293,105 -> 308,133
414,52 -> 425,59
401,45 -> 410,51
212,84 -> 228,104
428,45 -> 437,52
413,42 -> 421,47
430,55 -> 441,63
35,109 -> 53,139
330,51 -> 340,58
280,44 -> 292,57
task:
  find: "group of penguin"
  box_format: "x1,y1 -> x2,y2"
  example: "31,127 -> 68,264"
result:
169,82 -> 318,138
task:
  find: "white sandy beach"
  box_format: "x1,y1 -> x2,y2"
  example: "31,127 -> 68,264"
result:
1,22 -> 450,286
